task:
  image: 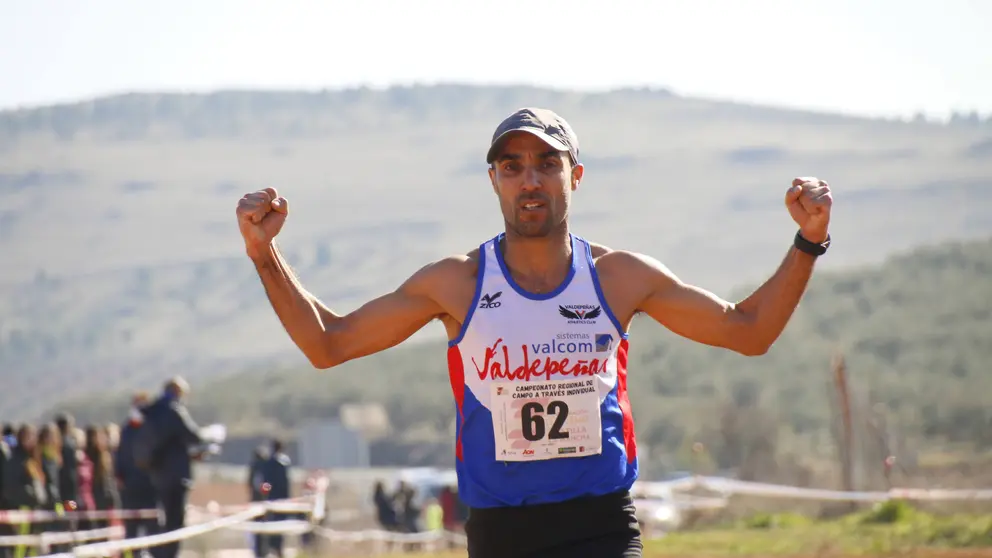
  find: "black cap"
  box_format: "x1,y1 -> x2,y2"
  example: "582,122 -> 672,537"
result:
486,108 -> 580,165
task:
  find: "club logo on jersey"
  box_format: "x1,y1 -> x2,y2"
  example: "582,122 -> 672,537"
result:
558,304 -> 601,324
479,291 -> 503,309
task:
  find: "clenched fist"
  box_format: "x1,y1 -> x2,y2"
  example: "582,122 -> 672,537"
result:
237,188 -> 288,258
785,177 -> 832,243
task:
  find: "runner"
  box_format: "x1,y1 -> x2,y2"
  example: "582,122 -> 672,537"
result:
236,107 -> 833,557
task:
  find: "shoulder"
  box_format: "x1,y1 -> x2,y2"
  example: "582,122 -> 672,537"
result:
400,249 -> 481,293
275,453 -> 291,467
586,241 -> 675,280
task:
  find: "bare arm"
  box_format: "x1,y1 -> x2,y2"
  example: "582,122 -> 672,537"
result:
251,242 -> 448,369
633,176 -> 831,355
632,247 -> 817,356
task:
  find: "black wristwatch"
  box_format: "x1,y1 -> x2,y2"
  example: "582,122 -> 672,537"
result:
794,230 -> 830,257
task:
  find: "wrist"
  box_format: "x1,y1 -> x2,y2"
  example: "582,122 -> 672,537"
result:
246,242 -> 275,263
794,229 -> 830,257
799,228 -> 828,244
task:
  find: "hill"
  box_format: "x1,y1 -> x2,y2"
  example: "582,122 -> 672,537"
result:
2,85 -> 991,418
55,236 -> 992,479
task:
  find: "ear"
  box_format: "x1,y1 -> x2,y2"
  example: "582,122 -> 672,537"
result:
488,166 -> 498,195
571,163 -> 584,192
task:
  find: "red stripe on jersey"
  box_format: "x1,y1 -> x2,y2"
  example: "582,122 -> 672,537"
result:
616,339 -> 637,463
447,345 -> 466,461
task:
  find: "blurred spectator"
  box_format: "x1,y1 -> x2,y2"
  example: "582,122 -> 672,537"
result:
0,426 -> 11,506
37,424 -> 63,509
248,445 -> 268,502
54,414 -> 79,510
85,425 -> 121,522
0,427 -> 12,558
372,480 -> 399,531
75,427 -> 97,527
142,376 -> 203,558
2,424 -> 48,510
424,496 -> 443,532
1,425 -> 14,449
248,445 -> 268,558
259,439 -> 291,558
104,423 -> 121,453
397,481 -> 420,534
116,392 -> 159,541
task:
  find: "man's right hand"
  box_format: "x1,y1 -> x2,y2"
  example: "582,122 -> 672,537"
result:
237,188 -> 289,259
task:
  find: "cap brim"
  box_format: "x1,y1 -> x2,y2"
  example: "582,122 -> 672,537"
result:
486,128 -> 571,164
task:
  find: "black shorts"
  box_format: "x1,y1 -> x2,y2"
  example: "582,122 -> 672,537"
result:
464,490 -> 642,558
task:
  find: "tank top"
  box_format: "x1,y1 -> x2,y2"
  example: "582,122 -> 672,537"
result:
447,232 -> 639,509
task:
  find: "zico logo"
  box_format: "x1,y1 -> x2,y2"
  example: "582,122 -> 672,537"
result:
472,338 -> 606,382
479,291 -> 502,309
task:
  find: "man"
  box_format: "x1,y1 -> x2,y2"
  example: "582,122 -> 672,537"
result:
115,392 -> 159,542
258,440 -> 291,558
236,107 -> 833,558
141,377 -> 204,558
247,445 -> 269,558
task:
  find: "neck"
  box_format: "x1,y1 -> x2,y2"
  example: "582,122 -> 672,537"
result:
500,224 -> 572,291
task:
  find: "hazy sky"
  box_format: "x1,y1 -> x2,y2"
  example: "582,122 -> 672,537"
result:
2,0 -> 989,118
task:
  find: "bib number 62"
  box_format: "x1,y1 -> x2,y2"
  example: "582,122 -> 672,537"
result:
520,401 -> 570,442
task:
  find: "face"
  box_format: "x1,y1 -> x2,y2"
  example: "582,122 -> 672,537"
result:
489,132 -> 583,238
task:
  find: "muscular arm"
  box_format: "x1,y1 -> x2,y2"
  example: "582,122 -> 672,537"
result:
630,246 -> 817,356
252,243 -> 448,369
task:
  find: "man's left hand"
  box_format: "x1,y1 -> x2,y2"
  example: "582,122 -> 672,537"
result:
785,177 -> 832,243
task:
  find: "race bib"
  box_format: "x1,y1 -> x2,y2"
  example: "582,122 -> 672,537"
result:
491,378 -> 603,462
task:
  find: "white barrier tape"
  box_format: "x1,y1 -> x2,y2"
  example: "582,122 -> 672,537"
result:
69,477 -> 329,557
72,506 -> 265,557
632,497 -> 729,512
634,476 -> 992,503
227,519 -> 314,535
0,526 -> 123,548
217,500 -> 314,515
0,509 -> 160,524
690,477 -> 992,502
315,526 -> 468,546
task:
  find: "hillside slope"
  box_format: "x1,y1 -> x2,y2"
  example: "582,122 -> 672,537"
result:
3,85 -> 991,418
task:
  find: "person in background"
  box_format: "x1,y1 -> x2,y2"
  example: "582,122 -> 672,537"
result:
247,445 -> 269,558
372,481 -> 398,532
0,426 -> 11,507
260,439 -> 291,558
2,424 -> 48,511
53,414 -> 79,513
0,427 -> 13,558
0,425 -> 14,450
397,481 -> 420,535
74,427 -> 96,531
104,424 -> 121,454
85,426 -> 120,519
142,377 -> 204,558
37,424 -> 66,552
116,393 -> 159,541
424,496 -> 443,532
248,445 -> 268,502
37,424 -> 63,507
